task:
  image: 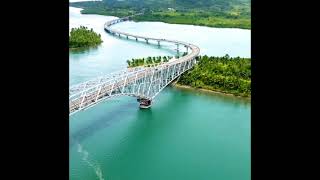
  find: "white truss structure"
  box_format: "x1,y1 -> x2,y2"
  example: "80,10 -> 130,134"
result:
69,15 -> 200,116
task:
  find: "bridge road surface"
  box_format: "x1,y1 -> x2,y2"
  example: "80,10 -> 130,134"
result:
69,15 -> 200,116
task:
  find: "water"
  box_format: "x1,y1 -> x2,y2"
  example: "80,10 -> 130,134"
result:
70,6 -> 251,180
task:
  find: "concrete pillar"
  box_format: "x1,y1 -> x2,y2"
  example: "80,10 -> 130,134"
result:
136,37 -> 138,41
138,98 -> 152,109
157,41 -> 160,46
145,39 -> 149,44
176,44 -> 180,53
126,36 -> 128,39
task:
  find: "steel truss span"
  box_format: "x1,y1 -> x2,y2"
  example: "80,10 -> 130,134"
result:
69,15 -> 200,116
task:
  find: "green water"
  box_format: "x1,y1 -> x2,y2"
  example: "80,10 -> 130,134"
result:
70,6 -> 250,180
70,87 -> 250,180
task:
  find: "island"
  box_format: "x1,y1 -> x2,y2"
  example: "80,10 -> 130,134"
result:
177,55 -> 251,97
127,56 -> 171,68
70,0 -> 251,29
126,53 -> 188,68
69,26 -> 103,49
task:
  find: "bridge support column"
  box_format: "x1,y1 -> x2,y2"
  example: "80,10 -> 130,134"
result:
175,44 -> 180,56
135,37 -> 138,41
176,44 -> 180,57
145,39 -> 149,44
138,98 -> 152,109
157,41 -> 160,46
118,34 -> 121,37
126,36 -> 128,39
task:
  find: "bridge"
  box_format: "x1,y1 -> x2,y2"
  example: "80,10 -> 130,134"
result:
69,15 -> 200,116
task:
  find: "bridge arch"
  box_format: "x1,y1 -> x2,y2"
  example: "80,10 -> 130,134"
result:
69,15 -> 200,115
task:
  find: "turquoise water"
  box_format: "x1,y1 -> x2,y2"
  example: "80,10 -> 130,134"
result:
70,7 -> 251,180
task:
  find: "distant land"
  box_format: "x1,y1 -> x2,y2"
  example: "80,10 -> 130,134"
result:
70,0 -> 251,29
69,26 -> 103,49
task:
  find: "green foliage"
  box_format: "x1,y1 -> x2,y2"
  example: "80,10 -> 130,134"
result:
127,56 -> 173,67
69,26 -> 103,48
70,0 -> 251,29
125,54 -> 251,96
178,55 -> 251,97
133,10 -> 250,29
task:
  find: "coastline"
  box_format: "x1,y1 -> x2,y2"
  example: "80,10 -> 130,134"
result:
173,83 -> 251,99
69,45 -> 100,52
82,11 -> 250,30
131,17 -> 251,30
70,5 -> 251,100
70,5 -> 250,30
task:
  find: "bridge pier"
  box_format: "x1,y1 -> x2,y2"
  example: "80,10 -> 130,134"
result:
138,98 -> 152,109
174,44 -> 180,54
72,16 -> 200,115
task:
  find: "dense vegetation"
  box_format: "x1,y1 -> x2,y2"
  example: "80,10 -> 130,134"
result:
126,54 -> 251,97
178,55 -> 251,97
70,0 -> 251,29
127,52 -> 188,67
127,56 -> 173,67
69,26 -> 103,49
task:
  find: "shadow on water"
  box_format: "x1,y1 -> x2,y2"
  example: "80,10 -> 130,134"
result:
69,45 -> 101,54
70,85 -> 250,148
136,107 -> 154,120
69,101 -> 137,148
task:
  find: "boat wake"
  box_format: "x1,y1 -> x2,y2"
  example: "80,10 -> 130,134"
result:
77,143 -> 105,180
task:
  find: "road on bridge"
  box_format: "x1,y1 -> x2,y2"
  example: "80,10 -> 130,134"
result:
69,14 -> 200,116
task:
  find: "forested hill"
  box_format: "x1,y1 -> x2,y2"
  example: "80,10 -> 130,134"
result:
70,0 -> 251,29
71,0 -> 249,8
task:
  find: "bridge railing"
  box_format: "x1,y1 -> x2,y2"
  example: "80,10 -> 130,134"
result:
70,14 -> 200,115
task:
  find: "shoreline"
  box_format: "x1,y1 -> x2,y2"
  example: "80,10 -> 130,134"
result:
69,45 -> 100,51
69,6 -> 251,30
83,11 -> 250,30
131,18 -> 251,30
173,83 -> 251,99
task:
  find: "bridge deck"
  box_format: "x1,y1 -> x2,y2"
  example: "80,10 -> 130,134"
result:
69,14 -> 200,115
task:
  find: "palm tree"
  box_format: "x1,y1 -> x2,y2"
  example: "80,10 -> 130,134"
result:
163,56 -> 168,62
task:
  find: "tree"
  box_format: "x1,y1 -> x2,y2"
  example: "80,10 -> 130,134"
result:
69,26 -> 103,48
177,55 -> 251,97
163,56 -> 168,62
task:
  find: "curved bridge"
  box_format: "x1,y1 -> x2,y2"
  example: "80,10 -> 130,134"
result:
69,15 -> 200,116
